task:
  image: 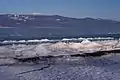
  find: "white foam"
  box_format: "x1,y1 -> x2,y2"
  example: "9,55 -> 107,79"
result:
0,39 -> 120,65
62,38 -> 72,41
87,37 -> 114,40
81,39 -> 91,44
18,40 -> 26,43
0,37 -> 117,44
27,40 -> 40,42
2,40 -> 17,43
62,38 -> 77,41
49,40 -> 102,53
40,39 -> 50,42
0,39 -> 52,44
0,39 -> 120,59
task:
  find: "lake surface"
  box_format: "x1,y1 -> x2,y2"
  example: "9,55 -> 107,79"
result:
0,28 -> 120,80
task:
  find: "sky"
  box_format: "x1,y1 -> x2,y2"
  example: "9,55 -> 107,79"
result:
0,0 -> 120,20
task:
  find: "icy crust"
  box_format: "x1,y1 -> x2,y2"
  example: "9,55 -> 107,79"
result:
0,39 -> 120,59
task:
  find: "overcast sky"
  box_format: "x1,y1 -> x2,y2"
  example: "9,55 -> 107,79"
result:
0,0 -> 120,20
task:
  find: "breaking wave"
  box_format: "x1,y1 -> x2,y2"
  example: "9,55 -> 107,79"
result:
0,38 -> 120,57
0,37 -> 116,45
0,37 -> 120,65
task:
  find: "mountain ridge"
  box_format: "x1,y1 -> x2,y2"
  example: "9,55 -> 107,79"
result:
0,14 -> 120,28
0,14 -> 120,40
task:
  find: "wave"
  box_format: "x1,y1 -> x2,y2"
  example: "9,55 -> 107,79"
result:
0,39 -> 120,57
0,37 -> 116,45
0,39 -> 120,65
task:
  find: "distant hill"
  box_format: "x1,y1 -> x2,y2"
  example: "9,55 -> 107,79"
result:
0,14 -> 120,40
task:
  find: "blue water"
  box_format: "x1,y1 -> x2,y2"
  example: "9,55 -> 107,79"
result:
0,28 -> 120,41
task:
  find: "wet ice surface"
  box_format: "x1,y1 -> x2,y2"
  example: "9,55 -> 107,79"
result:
0,39 -> 120,80
1,54 -> 120,80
